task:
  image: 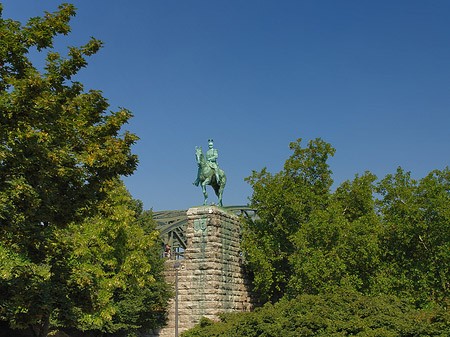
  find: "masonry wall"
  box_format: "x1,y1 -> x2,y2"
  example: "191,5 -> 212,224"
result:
148,206 -> 256,336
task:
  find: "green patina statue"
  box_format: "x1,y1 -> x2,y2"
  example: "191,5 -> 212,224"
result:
193,139 -> 227,206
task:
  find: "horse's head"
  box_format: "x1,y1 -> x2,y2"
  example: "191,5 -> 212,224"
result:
195,146 -> 203,164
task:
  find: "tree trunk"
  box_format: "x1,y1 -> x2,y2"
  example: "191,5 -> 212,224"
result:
29,316 -> 50,337
39,316 -> 50,337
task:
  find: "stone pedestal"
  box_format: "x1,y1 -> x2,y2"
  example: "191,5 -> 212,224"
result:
148,206 -> 255,336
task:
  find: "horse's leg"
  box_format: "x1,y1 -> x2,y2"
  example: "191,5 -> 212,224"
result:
201,179 -> 210,206
213,183 -> 220,198
218,175 -> 226,207
217,185 -> 223,206
211,184 -> 220,206
193,166 -> 201,186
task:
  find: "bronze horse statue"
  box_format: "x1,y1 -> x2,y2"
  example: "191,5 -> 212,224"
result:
194,146 -> 226,206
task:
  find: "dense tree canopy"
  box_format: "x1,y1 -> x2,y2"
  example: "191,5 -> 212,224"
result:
1,180 -> 171,337
0,4 -> 170,337
242,138 -> 382,300
0,2 -> 138,232
242,138 -> 336,300
375,167 -> 450,306
242,138 -> 450,308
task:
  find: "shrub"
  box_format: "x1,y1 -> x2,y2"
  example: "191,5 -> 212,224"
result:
181,289 -> 450,337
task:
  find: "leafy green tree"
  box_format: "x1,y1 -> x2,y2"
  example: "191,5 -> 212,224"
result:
242,138 -> 336,300
57,180 -> 171,336
0,4 -> 171,337
0,3 -> 138,230
107,193 -> 172,335
288,172 -> 381,296
242,138 -> 383,301
376,167 -> 450,306
0,180 -> 171,337
243,137 -> 450,308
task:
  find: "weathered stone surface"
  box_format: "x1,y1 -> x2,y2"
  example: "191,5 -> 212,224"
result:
146,206 -> 256,337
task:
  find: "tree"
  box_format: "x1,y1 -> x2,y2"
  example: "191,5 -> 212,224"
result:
287,172 -> 381,296
106,192 -> 172,335
242,139 -> 383,301
376,167 -> 450,306
0,179 -> 172,337
0,4 -> 155,337
55,180 -> 171,336
243,137 -> 450,308
241,138 -> 336,301
0,3 -> 138,230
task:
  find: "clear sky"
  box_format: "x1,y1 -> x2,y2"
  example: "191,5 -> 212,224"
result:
3,1 -> 450,211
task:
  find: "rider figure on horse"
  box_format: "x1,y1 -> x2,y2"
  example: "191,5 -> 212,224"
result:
193,139 -> 220,186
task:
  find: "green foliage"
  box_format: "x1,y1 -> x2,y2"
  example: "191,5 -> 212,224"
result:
376,167 -> 450,306
0,180 -> 171,336
182,290 -> 450,337
0,3 -> 138,233
0,4 -> 170,337
242,138 -> 381,300
287,172 -> 381,296
243,137 -> 450,311
242,138 -> 335,300
108,195 -> 172,334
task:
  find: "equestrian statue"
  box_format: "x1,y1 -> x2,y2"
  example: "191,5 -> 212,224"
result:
193,139 -> 226,206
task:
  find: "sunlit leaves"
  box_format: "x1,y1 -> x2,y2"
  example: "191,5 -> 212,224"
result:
377,167 -> 450,305
1,180 -> 170,335
49,181 -> 163,332
244,137 -> 450,309
242,138 -> 337,300
182,290 -> 450,337
0,4 -> 150,336
0,3 -> 139,233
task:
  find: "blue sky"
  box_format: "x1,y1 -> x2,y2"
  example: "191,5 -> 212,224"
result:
3,1 -> 450,211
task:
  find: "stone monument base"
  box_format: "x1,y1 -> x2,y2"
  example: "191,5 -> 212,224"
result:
148,206 -> 256,337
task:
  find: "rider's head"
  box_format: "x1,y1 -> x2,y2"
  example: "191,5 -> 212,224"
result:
208,139 -> 214,148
